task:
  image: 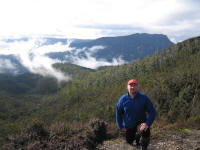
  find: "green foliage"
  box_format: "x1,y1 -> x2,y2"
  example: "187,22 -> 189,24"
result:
45,36 -> 200,124
20,36 -> 200,126
175,128 -> 191,134
53,62 -> 94,79
1,36 -> 200,148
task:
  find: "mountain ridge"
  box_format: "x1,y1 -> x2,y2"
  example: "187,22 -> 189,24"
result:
50,33 -> 174,62
0,33 -> 173,75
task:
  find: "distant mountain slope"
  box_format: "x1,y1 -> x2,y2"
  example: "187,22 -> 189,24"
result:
73,33 -> 174,61
53,62 -> 95,79
48,33 -> 174,62
0,73 -> 59,95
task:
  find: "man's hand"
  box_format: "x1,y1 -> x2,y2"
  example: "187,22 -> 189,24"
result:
120,128 -> 127,132
140,123 -> 149,131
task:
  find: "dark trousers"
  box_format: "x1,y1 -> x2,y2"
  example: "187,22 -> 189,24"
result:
126,126 -> 150,148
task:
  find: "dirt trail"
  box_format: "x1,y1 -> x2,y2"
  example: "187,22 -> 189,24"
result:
97,128 -> 200,150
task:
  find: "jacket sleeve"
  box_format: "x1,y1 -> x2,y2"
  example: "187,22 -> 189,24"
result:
116,98 -> 124,130
145,96 -> 156,127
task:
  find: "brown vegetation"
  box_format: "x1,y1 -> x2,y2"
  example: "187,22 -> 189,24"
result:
3,118 -> 107,150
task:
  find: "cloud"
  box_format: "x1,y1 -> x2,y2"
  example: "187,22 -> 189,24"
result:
77,24 -> 147,38
0,58 -> 18,74
0,0 -> 199,75
72,56 -> 126,69
75,0 -> 200,42
0,38 -> 127,79
66,45 -> 126,69
0,38 -> 71,81
0,0 -> 199,42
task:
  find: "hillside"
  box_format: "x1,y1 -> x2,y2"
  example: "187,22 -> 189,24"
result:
0,73 -> 63,95
98,125 -> 200,150
0,36 -> 200,149
32,36 -> 200,124
52,62 -> 95,79
0,63 -> 94,144
0,63 -> 94,95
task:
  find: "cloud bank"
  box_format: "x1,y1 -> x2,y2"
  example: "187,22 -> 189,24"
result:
0,38 -> 126,80
0,38 -> 71,81
66,45 -> 126,69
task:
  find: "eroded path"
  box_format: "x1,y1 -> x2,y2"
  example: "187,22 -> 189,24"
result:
97,128 -> 200,150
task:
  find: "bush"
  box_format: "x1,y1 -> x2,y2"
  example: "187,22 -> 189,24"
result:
4,119 -> 107,150
85,119 -> 107,149
26,119 -> 48,140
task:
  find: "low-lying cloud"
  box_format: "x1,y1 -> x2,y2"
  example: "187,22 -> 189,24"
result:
0,38 -> 71,81
0,58 -> 18,74
68,46 -> 126,69
0,37 -> 126,80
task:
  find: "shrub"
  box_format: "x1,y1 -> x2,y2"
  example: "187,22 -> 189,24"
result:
4,119 -> 107,150
26,119 -> 48,140
85,118 -> 107,149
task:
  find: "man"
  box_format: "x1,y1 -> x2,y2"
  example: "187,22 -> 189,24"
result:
116,79 -> 156,150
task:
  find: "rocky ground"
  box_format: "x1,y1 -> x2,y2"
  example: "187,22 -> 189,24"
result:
97,127 -> 200,150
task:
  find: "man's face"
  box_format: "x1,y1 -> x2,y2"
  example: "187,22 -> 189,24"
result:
127,83 -> 138,95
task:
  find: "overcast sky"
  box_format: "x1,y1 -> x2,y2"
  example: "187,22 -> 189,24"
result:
0,0 -> 200,42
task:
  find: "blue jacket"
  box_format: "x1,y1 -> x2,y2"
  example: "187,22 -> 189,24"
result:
116,92 -> 156,130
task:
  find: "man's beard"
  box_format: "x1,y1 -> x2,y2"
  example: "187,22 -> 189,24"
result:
130,90 -> 137,95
